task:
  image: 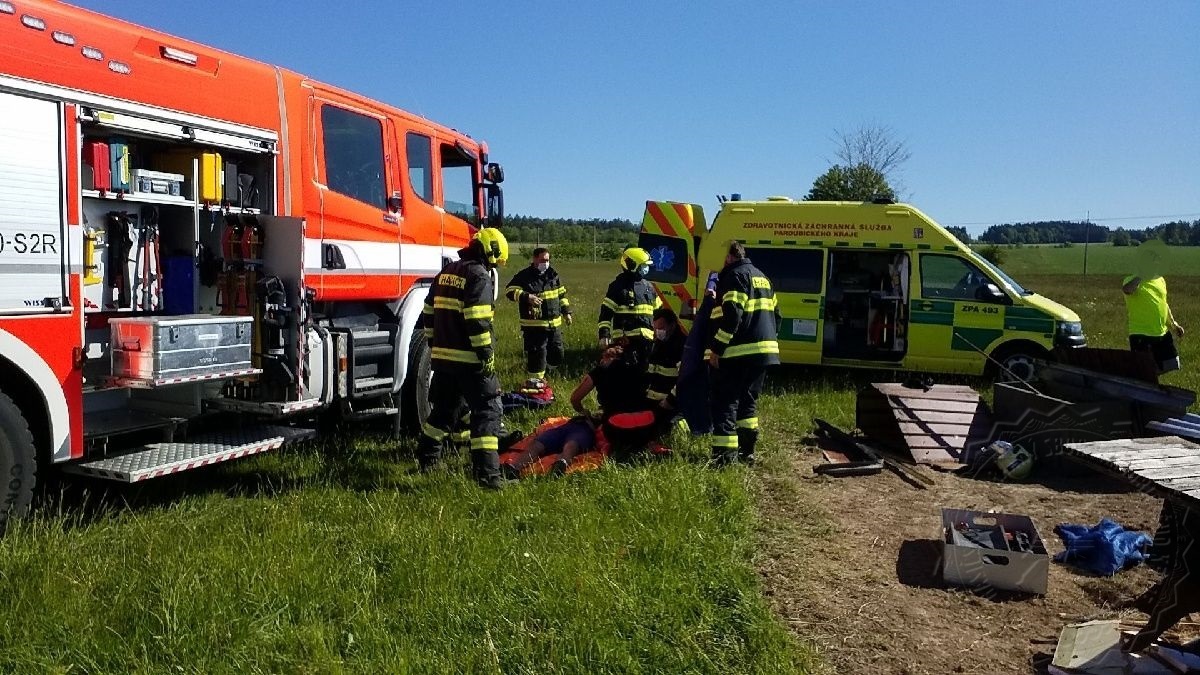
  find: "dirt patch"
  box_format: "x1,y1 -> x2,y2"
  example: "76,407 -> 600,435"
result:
755,440 -> 1197,674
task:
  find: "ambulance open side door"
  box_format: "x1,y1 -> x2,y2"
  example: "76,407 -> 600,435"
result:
638,201 -> 704,330
741,245 -> 825,365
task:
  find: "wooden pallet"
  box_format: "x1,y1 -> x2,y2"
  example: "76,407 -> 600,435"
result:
856,383 -> 994,466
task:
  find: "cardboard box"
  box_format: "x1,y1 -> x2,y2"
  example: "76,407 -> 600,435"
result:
941,508 -> 1049,595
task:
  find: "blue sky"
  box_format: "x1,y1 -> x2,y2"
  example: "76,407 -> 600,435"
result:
71,0 -> 1200,233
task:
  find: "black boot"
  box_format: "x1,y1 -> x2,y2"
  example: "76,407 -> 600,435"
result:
710,450 -> 737,468
472,450 -> 505,490
738,428 -> 759,466
417,438 -> 442,473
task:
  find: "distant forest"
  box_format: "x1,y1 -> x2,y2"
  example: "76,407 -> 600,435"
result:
974,219 -> 1200,246
504,214 -> 638,245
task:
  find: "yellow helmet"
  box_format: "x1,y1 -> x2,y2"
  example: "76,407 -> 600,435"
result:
474,227 -> 509,267
620,246 -> 652,273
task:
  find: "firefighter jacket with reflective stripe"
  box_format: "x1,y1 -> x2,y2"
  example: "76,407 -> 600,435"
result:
646,328 -> 686,405
504,265 -> 571,328
598,271 -> 661,341
420,253 -> 495,370
708,258 -> 780,365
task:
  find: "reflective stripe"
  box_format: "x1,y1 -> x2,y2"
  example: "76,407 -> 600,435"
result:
470,436 -> 499,451
431,346 -> 481,364
560,297 -> 571,306
505,285 -> 524,298
710,307 -> 724,320
723,290 -> 748,306
527,370 -> 546,378
463,304 -> 494,320
422,328 -> 434,338
613,327 -> 654,339
520,317 -> 563,328
722,341 -> 780,358
601,297 -> 619,310
714,329 -> 733,344
598,321 -> 613,330
711,435 -> 738,448
648,364 -> 679,377
647,390 -> 668,401
469,332 -> 492,347
736,417 -> 759,430
612,304 -> 657,316
422,305 -> 434,315
422,423 -> 447,441
745,298 -> 776,312
434,297 -> 464,311
538,287 -> 566,299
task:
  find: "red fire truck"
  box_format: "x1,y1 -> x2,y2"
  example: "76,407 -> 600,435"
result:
0,0 -> 504,529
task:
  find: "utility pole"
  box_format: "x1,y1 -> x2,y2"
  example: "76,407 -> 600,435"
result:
592,221 -> 597,263
1083,210 -> 1090,276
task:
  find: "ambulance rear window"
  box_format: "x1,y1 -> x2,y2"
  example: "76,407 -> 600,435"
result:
746,247 -> 823,294
639,233 -> 688,284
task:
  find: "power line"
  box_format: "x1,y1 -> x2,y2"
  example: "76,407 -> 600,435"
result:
946,211 -> 1200,227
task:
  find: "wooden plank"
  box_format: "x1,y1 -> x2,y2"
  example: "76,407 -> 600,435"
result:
887,397 -> 983,414
1134,466 -> 1200,481
1092,446 -> 1200,464
870,384 -> 979,401
903,435 -> 968,449
1118,455 -> 1200,472
893,421 -> 976,436
910,447 -> 962,464
1156,477 -> 1200,493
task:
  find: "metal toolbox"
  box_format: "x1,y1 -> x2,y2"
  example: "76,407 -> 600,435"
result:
110,315 -> 252,381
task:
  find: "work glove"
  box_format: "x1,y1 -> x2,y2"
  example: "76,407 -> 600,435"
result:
598,336 -> 611,348
564,311 -> 574,326
479,354 -> 496,377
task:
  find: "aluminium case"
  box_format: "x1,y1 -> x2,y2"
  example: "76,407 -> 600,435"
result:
110,314 -> 252,380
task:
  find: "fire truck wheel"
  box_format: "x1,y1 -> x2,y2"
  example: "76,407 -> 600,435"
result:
400,330 -> 433,433
0,391 -> 36,535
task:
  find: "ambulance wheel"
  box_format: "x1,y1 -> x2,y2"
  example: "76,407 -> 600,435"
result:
400,330 -> 433,433
0,391 -> 37,536
990,344 -> 1047,382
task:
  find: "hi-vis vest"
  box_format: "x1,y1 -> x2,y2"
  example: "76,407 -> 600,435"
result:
599,271 -> 661,341
505,266 -> 571,329
708,258 -> 780,364
421,256 -> 495,369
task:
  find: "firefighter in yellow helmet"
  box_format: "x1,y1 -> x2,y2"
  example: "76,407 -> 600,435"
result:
598,246 -> 661,364
417,227 -> 510,489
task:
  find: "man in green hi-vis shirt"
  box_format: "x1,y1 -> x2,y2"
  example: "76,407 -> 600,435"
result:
1123,240 -> 1185,373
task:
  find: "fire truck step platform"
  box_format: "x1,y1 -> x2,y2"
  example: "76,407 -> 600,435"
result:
346,406 -> 398,422
353,376 -> 394,393
205,397 -> 325,418
62,425 -> 316,482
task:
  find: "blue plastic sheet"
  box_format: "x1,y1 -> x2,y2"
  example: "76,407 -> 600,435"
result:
1053,518 -> 1152,576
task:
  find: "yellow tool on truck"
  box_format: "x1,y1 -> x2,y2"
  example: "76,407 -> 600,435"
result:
637,197 -> 1085,379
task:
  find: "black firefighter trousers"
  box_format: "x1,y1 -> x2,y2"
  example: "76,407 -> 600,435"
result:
709,361 -> 766,465
418,368 -> 503,485
522,326 -> 564,379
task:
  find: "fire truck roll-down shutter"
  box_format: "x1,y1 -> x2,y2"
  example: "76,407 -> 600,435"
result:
0,93 -> 68,314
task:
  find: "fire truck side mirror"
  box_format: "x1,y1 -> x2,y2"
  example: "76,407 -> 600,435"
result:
387,191 -> 402,213
485,183 -> 504,229
485,162 -> 504,184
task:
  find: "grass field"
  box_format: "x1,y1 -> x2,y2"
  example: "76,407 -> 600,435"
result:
976,241 -> 1200,278
2,246 -> 1198,673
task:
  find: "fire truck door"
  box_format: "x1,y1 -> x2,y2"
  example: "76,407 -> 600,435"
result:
310,94 -> 402,299
0,93 -> 69,314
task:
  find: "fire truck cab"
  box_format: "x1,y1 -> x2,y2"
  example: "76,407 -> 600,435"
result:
0,0 -> 503,529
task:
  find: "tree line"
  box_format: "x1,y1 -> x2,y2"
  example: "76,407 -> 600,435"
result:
504,214 -> 639,246
976,219 -> 1200,246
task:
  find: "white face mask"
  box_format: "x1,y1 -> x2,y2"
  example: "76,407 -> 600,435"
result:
654,328 -> 669,340
637,264 -> 650,277
535,262 -> 549,273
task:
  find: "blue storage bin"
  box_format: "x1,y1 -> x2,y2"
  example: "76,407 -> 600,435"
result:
163,256 -> 194,315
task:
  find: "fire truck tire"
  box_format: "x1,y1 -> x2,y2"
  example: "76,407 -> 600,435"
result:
0,391 -> 36,535
400,330 -> 433,433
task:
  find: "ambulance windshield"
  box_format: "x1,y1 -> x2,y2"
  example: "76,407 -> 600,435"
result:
978,257 -> 1030,295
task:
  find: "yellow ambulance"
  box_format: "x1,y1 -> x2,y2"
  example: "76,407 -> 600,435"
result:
637,197 -> 1085,379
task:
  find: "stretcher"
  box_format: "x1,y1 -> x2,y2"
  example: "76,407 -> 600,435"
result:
499,412 -> 669,478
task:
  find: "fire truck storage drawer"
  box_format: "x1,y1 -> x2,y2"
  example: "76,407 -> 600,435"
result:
110,315 -> 252,380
